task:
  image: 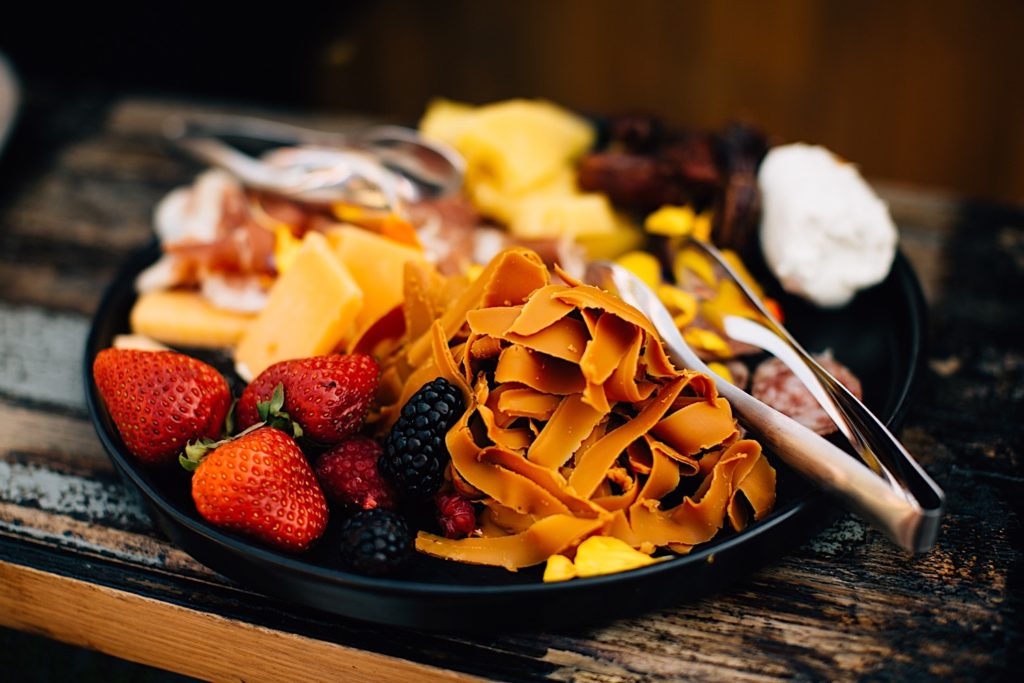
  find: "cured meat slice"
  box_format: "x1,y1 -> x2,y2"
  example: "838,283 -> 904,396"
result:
751,351 -> 863,435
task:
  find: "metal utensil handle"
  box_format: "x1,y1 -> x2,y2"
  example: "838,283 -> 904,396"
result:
719,380 -> 930,551
163,112 -> 355,147
690,239 -> 945,520
769,320 -> 945,520
722,318 -> 943,548
174,137 -> 283,190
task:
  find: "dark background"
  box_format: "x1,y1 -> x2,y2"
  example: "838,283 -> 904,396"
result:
2,0 -> 1023,203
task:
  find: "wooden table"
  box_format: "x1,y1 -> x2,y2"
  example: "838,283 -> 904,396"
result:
1,93 -> 1020,682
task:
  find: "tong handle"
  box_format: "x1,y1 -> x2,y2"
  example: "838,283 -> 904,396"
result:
163,112 -> 356,147
717,379 -> 931,552
725,315 -> 945,550
686,238 -> 944,549
596,260 -> 938,553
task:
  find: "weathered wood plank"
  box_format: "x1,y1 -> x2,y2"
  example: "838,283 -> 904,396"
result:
0,537 -> 562,682
0,303 -> 90,411
0,456 -> 148,529
1,173 -> 160,249
0,262 -> 120,315
0,503 -> 216,581
0,561 -> 484,683
0,260 -> 116,315
1,401 -> 108,467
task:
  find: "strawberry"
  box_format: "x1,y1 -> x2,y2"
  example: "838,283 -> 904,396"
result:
315,436 -> 396,512
182,426 -> 328,552
236,354 -> 379,445
92,349 -> 231,467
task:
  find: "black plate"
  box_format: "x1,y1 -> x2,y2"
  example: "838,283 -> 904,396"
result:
84,241 -> 926,631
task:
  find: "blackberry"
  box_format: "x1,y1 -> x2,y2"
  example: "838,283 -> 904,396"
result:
379,377 -> 464,500
338,509 -> 412,576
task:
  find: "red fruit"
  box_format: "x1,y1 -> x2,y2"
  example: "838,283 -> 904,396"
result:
315,436 -> 396,512
435,492 -> 477,539
188,427 -> 328,552
92,349 -> 231,467
236,354 -> 379,444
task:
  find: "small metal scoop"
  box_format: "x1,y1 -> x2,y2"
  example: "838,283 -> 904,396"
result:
585,260 -> 945,553
162,113 -> 465,208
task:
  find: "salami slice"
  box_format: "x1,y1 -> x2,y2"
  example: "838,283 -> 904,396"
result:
723,360 -> 750,391
751,350 -> 863,435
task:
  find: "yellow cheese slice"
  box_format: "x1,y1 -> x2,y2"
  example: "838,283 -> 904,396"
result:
418,98 -> 478,146
455,99 -> 594,196
326,225 -> 429,334
510,192 -> 619,239
235,232 -> 363,380
129,290 -> 255,349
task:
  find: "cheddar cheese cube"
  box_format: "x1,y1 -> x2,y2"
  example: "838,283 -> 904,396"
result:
326,225 -> 430,333
234,232 -> 363,380
510,192 -> 619,240
130,290 -> 255,349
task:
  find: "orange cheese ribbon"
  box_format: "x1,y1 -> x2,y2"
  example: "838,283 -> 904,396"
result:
415,514 -> 608,571
377,247 -> 776,571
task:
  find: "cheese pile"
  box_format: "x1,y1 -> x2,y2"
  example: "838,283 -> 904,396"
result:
377,247 -> 777,571
420,98 -> 641,257
132,225 -> 430,381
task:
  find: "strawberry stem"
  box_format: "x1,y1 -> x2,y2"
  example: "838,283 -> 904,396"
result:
180,384 -> 305,474
178,421 -> 265,473
255,382 -> 303,438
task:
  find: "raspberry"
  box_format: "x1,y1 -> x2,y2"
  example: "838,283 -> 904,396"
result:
379,378 -> 464,500
338,509 -> 412,576
436,492 -> 477,539
315,437 -> 396,512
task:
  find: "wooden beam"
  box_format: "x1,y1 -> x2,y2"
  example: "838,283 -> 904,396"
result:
0,560 -> 482,683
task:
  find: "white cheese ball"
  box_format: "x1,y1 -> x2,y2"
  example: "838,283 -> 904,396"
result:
758,144 -> 898,308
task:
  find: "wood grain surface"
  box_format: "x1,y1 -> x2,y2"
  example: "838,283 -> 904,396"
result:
0,93 -> 1019,681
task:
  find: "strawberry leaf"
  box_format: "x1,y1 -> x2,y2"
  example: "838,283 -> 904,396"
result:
254,383 -> 302,438
180,437 -> 216,472
268,383 -> 286,415
224,399 -> 237,436
266,412 -> 293,434
179,422 -> 270,473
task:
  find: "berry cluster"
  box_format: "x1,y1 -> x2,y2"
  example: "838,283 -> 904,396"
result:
94,348 -> 476,577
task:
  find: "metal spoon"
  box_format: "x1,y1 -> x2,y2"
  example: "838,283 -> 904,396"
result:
585,260 -> 943,553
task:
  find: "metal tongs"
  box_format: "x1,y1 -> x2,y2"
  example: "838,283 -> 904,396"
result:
161,112 -> 465,208
586,255 -> 945,553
